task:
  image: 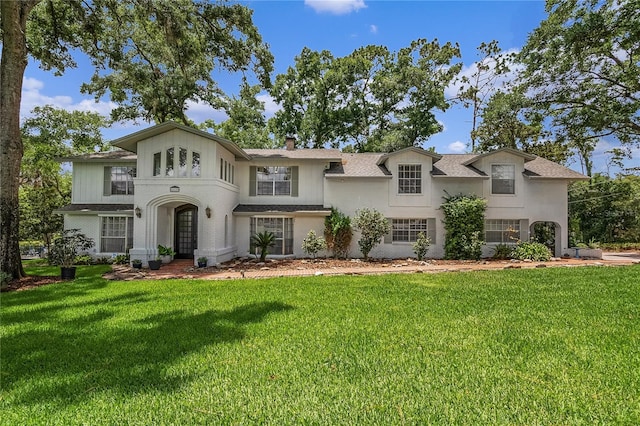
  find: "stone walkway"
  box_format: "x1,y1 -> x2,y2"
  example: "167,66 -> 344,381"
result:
104,253 -> 640,281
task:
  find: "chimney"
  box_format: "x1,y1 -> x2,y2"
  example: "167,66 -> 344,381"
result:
285,136 -> 296,151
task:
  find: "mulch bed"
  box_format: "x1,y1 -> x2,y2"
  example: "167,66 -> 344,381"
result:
2,275 -> 62,292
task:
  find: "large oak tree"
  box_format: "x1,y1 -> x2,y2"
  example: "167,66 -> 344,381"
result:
0,0 -> 272,280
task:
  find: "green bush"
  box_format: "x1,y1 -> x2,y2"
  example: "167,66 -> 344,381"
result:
412,232 -> 431,261
352,208 -> 391,260
74,255 -> 94,265
113,254 -> 130,265
324,208 -> 352,259
301,230 -> 326,259
512,241 -> 552,261
441,193 -> 486,260
492,243 -> 513,260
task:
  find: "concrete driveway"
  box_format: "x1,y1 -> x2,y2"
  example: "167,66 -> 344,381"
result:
601,252 -> 640,262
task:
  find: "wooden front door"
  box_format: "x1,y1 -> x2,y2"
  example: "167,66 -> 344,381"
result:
175,205 -> 197,259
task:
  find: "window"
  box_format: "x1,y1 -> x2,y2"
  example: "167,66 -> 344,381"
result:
485,219 -> 520,243
192,152 -> 200,177
100,216 -> 133,253
166,147 -> 174,176
398,164 -> 422,194
250,217 -> 294,255
153,152 -> 161,176
178,147 -> 188,177
257,166 -> 291,196
391,218 -> 436,243
104,166 -> 136,195
491,164 -> 515,194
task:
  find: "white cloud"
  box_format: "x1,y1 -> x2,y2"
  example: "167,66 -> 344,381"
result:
305,0 -> 366,15
257,92 -> 281,118
185,100 -> 228,124
447,141 -> 467,153
370,24 -> 378,34
21,77 -> 117,119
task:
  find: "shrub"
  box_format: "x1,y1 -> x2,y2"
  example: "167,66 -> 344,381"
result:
157,245 -> 176,256
512,241 -> 552,261
113,254 -> 130,265
324,208 -> 352,259
301,230 -> 326,259
352,208 -> 391,260
412,232 -> 431,261
48,229 -> 95,267
492,243 -> 513,260
74,255 -> 93,265
251,231 -> 276,262
441,193 -> 487,260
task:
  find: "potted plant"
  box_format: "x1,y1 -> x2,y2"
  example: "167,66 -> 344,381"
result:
197,256 -> 208,268
131,259 -> 142,269
147,257 -> 162,270
48,229 -> 94,280
157,244 -> 176,263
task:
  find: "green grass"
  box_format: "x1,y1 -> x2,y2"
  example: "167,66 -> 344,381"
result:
2,265 -> 639,424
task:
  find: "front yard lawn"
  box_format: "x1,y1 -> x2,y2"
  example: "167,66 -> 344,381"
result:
1,265 -> 639,424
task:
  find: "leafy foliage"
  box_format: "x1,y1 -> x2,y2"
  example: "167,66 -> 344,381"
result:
492,243 -> 514,260
48,229 -> 95,268
511,241 -> 552,262
352,208 -> 391,260
441,193 -> 487,260
324,208 -> 353,259
250,231 -> 276,262
412,232 -> 432,261
569,174 -> 640,244
269,39 -> 462,151
301,230 -> 326,259
518,0 -> 640,175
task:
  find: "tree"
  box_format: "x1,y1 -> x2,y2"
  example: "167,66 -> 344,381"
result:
456,40 -> 513,151
201,79 -> 275,148
1,0 -> 273,280
352,208 -> 391,260
519,0 -> 640,175
324,208 -> 352,259
251,231 -> 275,262
268,39 -> 462,151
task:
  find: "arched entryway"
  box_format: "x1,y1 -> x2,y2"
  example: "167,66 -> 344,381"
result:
530,221 -> 561,257
175,204 -> 198,259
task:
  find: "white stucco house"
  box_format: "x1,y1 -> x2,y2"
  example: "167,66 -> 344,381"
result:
57,121 -> 588,266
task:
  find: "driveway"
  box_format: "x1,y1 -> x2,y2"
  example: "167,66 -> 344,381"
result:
601,251 -> 640,262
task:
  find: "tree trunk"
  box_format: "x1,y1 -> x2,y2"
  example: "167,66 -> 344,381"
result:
1,1 -> 38,280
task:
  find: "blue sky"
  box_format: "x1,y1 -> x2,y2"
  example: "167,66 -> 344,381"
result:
20,0 -> 638,174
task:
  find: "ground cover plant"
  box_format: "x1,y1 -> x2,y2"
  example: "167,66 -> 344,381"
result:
1,264 -> 639,424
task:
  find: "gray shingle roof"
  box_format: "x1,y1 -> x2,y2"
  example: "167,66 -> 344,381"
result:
431,154 -> 488,178
233,204 -> 330,214
55,204 -> 134,213
325,153 -> 391,178
523,157 -> 589,179
244,149 -> 343,160
58,150 -> 137,162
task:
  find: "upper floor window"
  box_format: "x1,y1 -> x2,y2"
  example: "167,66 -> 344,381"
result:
219,158 -> 233,183
485,219 -> 520,243
390,218 -> 436,243
398,164 -> 422,194
153,148 -> 200,178
258,166 -> 291,195
491,164 -> 515,194
104,166 -> 136,196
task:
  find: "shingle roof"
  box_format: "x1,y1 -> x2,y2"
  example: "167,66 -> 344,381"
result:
431,154 -> 488,178
55,204 -> 134,213
58,150 -> 137,162
233,204 -> 330,214
325,153 -> 391,178
244,149 -> 342,160
523,157 -> 590,180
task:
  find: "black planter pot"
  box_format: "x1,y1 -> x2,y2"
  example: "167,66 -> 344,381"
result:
60,266 -> 77,280
132,263 -> 142,269
148,260 -> 162,270
198,261 -> 207,268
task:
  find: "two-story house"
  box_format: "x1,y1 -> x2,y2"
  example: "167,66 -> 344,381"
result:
57,122 -> 588,266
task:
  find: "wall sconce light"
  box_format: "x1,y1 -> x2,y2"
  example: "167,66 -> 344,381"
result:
205,206 -> 211,218
135,206 -> 141,218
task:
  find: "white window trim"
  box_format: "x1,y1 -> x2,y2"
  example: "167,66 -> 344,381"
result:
491,163 -> 516,196
397,164 -> 423,195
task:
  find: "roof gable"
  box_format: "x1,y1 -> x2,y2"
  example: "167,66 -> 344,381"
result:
111,121 -> 250,159
461,148 -> 536,166
376,147 -> 442,165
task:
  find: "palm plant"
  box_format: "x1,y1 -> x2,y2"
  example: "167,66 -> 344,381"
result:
251,231 -> 276,262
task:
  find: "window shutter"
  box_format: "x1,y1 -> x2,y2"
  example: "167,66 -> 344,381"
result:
103,167 -> 111,196
291,166 -> 299,197
428,218 -> 437,244
384,219 -> 393,244
519,219 -> 529,242
249,166 -> 257,196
